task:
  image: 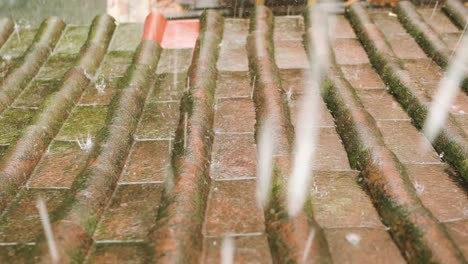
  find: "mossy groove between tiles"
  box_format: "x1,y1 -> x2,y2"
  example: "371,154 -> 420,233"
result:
347,3 -> 468,182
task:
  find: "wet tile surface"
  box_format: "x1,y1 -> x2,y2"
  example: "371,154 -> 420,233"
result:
340,64 -> 386,89
204,180 -> 265,236
0,108 -> 35,145
289,98 -> 336,128
312,171 -> 384,229
332,16 -> 357,39
120,140 -> 171,183
274,16 -> 304,41
445,220 -> 468,259
274,40 -> 310,69
333,39 -> 370,65
35,53 -> 77,80
28,141 -> 89,188
86,243 -> 151,264
135,101 -> 180,140
377,120 -> 441,164
214,98 -> 256,133
0,189 -> 68,243
54,25 -> 89,55
0,28 -> 37,58
1,9 -> 467,263
94,184 -> 163,241
388,37 -> 427,60
418,9 -> 459,34
211,134 -> 256,179
405,164 -> 468,222
215,71 -> 251,98
315,128 -> 351,171
157,49 -> 193,73
148,72 -> 187,102
203,235 -> 273,263
13,79 -> 62,108
356,89 -> 409,120
325,228 -> 406,264
56,106 -> 108,140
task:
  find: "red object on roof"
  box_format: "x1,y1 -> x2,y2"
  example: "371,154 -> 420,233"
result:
142,11 -> 200,49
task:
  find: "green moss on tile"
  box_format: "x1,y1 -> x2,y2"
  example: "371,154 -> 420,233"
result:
109,23 -> 144,51
0,57 -> 19,81
86,242 -> 152,264
35,53 -> 76,80
46,140 -> 78,153
13,79 -> 61,108
0,108 -> 35,145
55,106 -> 108,140
0,188 -> 68,243
0,28 -> 37,58
0,145 -> 8,160
54,25 -> 89,54
100,50 -> 134,80
0,244 -> 34,263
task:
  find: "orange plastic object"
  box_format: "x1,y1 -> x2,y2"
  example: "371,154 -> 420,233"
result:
142,11 -> 200,49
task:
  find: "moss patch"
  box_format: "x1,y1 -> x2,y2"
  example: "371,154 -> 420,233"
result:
109,23 -> 144,52
0,145 -> 8,160
55,105 -> 108,140
35,53 -> 76,80
13,79 -> 61,108
87,242 -> 152,263
0,108 -> 35,145
0,57 -> 19,82
100,50 -> 134,81
54,25 -> 90,55
0,28 -> 37,58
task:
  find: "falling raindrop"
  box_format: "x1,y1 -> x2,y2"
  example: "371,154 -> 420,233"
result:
221,236 -> 235,264
287,5 -> 333,217
429,1 -> 439,20
414,181 -> 425,195
346,233 -> 361,246
302,228 -> 316,263
37,198 -> 59,263
13,21 -> 21,43
256,118 -> 275,208
422,35 -> 468,142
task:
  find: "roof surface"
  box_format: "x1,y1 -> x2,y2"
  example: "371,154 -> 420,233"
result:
0,1 -> 467,263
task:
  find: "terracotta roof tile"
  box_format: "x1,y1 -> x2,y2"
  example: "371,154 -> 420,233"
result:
0,1 -> 467,263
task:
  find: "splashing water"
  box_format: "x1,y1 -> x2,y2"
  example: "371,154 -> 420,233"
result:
76,132 -> 93,151
256,118 -> 275,208
13,22 -> 21,42
422,34 -> 468,142
95,77 -> 106,94
221,236 -> 235,264
414,181 -> 425,194
287,5 -> 334,217
37,198 -> 59,263
429,1 -> 439,20
302,228 -> 316,263
346,233 -> 361,246
83,69 -> 94,81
